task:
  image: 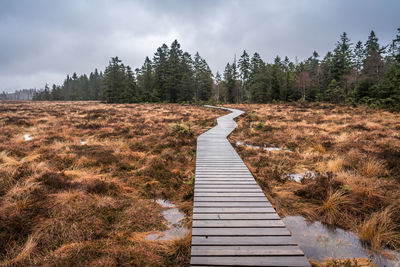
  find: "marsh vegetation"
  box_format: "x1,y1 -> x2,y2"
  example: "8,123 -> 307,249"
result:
228,103 -> 400,264
0,101 -> 226,266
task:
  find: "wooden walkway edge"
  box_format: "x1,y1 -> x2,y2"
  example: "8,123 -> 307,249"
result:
190,106 -> 310,266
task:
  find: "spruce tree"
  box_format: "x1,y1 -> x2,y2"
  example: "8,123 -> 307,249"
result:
102,57 -> 126,103
238,50 -> 250,101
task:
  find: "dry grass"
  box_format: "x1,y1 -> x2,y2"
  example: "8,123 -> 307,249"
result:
358,206 -> 400,250
310,258 -> 378,267
316,190 -> 351,226
0,101 -> 226,266
226,103 -> 400,251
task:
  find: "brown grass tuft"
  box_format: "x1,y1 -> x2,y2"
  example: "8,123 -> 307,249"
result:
317,190 -> 352,226
358,206 -> 400,250
357,158 -> 387,177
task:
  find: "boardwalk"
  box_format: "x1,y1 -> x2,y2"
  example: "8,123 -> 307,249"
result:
190,107 -> 310,266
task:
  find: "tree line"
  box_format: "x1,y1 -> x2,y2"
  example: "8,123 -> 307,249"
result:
33,29 -> 400,110
34,40 -> 213,103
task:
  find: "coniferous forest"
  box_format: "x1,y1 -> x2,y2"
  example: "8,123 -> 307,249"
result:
33,29 -> 400,110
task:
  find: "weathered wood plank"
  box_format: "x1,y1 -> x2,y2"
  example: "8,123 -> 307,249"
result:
196,182 -> 258,185
190,256 -> 310,266
194,189 -> 262,193
193,213 -> 280,220
191,245 -> 304,256
194,202 -> 270,207
193,207 -> 275,213
194,196 -> 268,200
194,192 -> 265,197
192,220 -> 285,228
191,235 -> 295,244
195,184 -> 260,188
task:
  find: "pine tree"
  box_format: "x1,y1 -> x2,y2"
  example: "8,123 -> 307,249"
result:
354,41 -> 365,73
223,63 -> 235,103
363,31 -> 385,83
271,56 -> 285,101
238,50 -> 250,102
165,40 -> 184,102
136,57 -> 154,102
193,52 -> 213,102
153,44 -> 169,101
122,66 -> 138,102
250,64 -> 271,103
102,57 -> 126,103
178,52 -> 194,102
332,32 -> 353,82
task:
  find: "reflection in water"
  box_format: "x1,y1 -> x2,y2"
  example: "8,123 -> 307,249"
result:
146,199 -> 189,241
236,141 -> 292,152
283,216 -> 400,267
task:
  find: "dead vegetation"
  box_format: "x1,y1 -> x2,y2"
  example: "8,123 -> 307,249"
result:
227,103 -> 400,252
0,101 -> 225,266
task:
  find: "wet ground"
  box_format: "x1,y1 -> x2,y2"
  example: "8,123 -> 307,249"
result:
283,216 -> 400,267
24,133 -> 31,141
146,199 -> 189,241
235,141 -> 292,152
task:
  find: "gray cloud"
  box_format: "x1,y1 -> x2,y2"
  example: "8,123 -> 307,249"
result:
0,0 -> 399,92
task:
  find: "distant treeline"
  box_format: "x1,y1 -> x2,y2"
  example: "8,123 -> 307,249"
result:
1,89 -> 36,100
33,29 -> 400,110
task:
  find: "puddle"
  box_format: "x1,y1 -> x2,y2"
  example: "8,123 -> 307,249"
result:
24,134 -> 32,141
283,216 -> 400,267
146,199 -> 189,241
287,171 -> 316,182
236,141 -> 291,152
80,140 -> 87,145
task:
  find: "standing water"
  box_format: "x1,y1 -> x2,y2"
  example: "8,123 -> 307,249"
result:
235,141 -> 291,152
283,216 -> 400,267
146,199 -> 189,241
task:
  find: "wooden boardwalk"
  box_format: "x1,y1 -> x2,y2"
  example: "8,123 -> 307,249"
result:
190,107 -> 310,266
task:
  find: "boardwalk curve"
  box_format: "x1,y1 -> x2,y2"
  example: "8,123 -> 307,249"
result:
190,106 -> 310,266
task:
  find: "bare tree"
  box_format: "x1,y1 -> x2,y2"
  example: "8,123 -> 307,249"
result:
296,70 -> 311,101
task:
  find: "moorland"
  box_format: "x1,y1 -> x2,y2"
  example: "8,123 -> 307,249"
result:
1,101 -> 400,266
0,101 -> 226,266
228,103 -> 400,253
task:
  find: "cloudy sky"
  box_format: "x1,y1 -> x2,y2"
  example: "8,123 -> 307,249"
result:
0,0 -> 399,92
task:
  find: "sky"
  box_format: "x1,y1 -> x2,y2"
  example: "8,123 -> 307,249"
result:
0,0 -> 399,92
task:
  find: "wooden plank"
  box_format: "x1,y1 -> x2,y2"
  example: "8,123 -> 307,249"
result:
194,202 -> 271,207
191,245 -> 304,256
194,197 -> 269,202
196,182 -> 258,185
194,189 -> 262,193
195,184 -> 260,188
190,256 -> 310,266
195,178 -> 255,181
194,192 -> 265,197
192,220 -> 285,228
194,207 -> 275,213
193,213 -> 280,220
191,235 -> 295,244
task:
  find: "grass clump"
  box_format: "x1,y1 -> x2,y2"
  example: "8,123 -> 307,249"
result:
317,190 -> 351,226
357,158 -> 387,177
358,206 -> 400,250
171,123 -> 192,136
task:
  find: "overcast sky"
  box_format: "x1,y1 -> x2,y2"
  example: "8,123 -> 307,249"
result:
0,0 -> 399,92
